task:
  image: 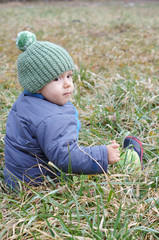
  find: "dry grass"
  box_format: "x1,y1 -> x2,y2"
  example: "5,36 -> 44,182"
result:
0,1 -> 159,239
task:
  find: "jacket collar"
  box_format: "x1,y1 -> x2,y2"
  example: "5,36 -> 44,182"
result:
23,90 -> 46,100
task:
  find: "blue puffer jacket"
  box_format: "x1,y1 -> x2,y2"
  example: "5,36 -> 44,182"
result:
4,91 -> 108,189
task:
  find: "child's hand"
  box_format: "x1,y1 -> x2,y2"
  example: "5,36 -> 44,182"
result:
107,140 -> 120,165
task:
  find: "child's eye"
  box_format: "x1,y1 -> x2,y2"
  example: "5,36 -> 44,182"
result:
67,74 -> 72,78
54,78 -> 59,81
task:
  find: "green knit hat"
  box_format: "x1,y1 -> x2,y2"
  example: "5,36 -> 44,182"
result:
16,31 -> 75,93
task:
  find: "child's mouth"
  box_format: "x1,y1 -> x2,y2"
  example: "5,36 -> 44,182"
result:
63,92 -> 72,96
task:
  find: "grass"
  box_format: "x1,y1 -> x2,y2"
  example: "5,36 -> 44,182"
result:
0,0 -> 159,239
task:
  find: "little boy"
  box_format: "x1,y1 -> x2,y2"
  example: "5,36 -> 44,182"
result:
4,31 -> 143,190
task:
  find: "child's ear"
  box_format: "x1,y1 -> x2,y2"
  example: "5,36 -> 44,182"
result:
38,86 -> 43,93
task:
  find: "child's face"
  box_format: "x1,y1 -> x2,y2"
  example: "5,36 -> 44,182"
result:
39,70 -> 74,105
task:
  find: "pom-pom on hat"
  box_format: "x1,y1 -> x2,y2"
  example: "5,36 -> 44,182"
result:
16,31 -> 75,93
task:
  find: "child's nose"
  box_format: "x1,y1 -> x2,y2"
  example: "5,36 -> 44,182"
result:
63,77 -> 71,88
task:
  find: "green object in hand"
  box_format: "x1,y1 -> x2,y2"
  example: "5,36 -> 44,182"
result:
119,149 -> 141,170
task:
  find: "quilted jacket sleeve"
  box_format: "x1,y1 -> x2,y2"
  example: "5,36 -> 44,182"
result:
36,114 -> 108,175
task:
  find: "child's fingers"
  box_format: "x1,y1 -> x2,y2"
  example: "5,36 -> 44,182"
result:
111,143 -> 120,149
111,140 -> 120,148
